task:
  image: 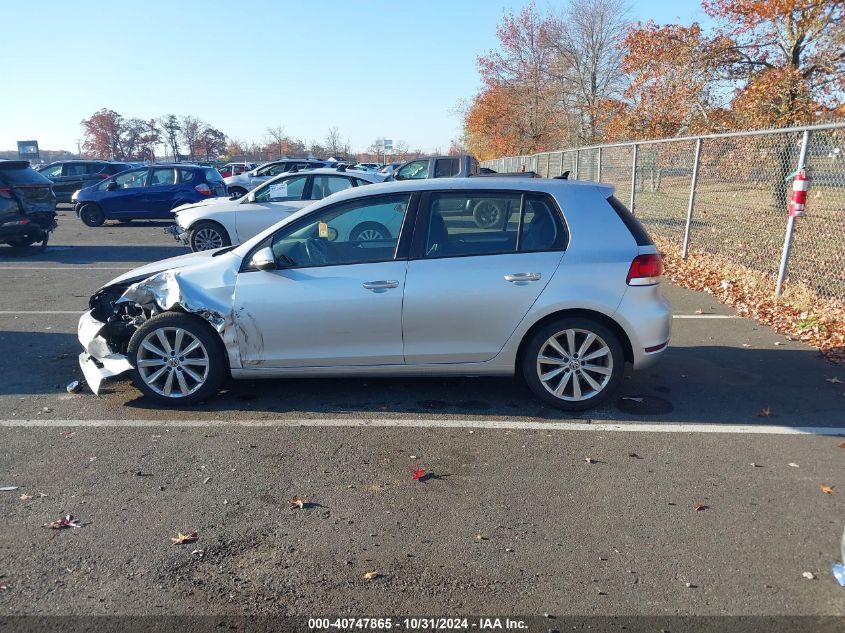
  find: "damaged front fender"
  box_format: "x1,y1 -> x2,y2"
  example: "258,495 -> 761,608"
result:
77,310 -> 133,395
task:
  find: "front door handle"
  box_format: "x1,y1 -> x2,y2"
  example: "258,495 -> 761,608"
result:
504,272 -> 541,283
362,280 -> 399,292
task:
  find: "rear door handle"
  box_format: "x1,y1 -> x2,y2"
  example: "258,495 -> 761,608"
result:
504,272 -> 541,283
362,280 -> 399,292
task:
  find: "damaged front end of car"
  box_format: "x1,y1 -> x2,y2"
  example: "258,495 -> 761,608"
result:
77,258 -> 240,394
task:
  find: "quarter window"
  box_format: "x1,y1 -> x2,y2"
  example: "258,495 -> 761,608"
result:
269,194 -> 410,268
179,169 -> 197,183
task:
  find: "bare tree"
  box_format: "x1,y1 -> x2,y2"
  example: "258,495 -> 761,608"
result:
266,125 -> 287,159
179,116 -> 203,161
544,0 -> 630,143
324,126 -> 343,157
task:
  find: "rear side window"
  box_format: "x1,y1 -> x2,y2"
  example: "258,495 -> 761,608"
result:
434,158 -> 460,178
203,168 -> 223,183
150,168 -> 176,186
179,169 -> 196,183
520,194 -> 567,252
0,165 -> 52,185
424,192 -> 521,258
607,195 -> 653,246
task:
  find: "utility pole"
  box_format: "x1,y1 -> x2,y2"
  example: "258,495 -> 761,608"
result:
75,139 -> 82,157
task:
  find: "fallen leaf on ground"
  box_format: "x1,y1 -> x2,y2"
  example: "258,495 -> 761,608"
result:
820,485 -> 835,494
756,407 -> 772,417
838,442 -> 845,449
170,531 -> 198,545
45,515 -> 81,529
694,504 -> 708,512
19,494 -> 33,501
802,571 -> 816,580
788,462 -> 799,468
289,495 -> 305,509
412,466 -> 426,481
363,571 -> 379,580
585,456 -> 596,464
475,533 -> 487,541
774,341 -> 784,346
826,377 -> 843,384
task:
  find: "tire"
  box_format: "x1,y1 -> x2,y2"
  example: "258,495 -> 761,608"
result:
79,204 -> 105,227
228,187 -> 247,199
189,221 -> 231,252
349,222 -> 390,242
7,237 -> 38,248
472,199 -> 503,228
127,312 -> 227,406
520,317 -> 625,411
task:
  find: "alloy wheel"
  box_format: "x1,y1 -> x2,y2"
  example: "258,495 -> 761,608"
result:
136,327 -> 210,398
536,328 -> 613,401
193,227 -> 224,251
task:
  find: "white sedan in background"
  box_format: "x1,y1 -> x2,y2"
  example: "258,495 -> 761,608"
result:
171,168 -> 384,252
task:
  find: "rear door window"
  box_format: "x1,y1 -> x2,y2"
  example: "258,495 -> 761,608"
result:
395,160 -> 429,180
64,163 -> 93,177
39,164 -> 63,178
149,168 -> 176,187
113,168 -> 148,189
179,169 -> 197,183
423,192 -> 521,258
254,174 -> 308,202
310,175 -> 354,199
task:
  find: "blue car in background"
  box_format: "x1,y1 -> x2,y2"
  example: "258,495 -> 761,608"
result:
74,164 -> 227,227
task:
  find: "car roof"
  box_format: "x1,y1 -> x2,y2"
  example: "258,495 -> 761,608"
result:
0,160 -> 32,169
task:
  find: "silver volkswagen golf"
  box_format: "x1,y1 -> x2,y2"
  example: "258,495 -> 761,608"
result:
78,178 -> 671,411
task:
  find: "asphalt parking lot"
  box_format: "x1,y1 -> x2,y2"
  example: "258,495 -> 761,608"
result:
1,208 -> 844,623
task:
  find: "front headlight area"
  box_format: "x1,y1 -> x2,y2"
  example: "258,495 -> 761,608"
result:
88,284 -> 150,355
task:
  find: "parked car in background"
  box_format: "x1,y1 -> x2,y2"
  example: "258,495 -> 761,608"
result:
378,162 -> 402,176
225,159 -> 327,198
0,160 -> 57,248
218,162 -> 255,178
74,164 -> 227,227
38,160 -> 136,204
353,162 -> 382,172
171,168 -> 384,251
78,177 -> 670,410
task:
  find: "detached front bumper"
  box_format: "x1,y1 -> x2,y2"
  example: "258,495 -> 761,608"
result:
77,309 -> 132,394
165,223 -> 189,246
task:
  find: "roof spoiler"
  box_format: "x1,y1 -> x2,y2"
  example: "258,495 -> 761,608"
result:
553,170 -> 570,180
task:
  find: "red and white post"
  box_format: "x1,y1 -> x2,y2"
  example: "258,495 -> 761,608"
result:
775,131 -> 812,297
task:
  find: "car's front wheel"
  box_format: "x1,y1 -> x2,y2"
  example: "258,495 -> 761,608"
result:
127,312 -> 227,405
349,222 -> 390,242
521,317 -> 624,411
79,204 -> 105,227
188,221 -> 231,252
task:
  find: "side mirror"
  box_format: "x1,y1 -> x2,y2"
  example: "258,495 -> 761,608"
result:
249,246 -> 276,271
106,181 -> 119,191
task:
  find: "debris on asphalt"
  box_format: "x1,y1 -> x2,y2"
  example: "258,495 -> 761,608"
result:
41,407 -> 52,414
45,515 -> 81,529
171,532 -> 198,545
66,380 -> 83,394
774,341 -> 784,346
750,463 -> 762,467
0,486 -> 19,492
833,563 -> 845,587
802,571 -> 816,580
289,496 -> 305,509
694,504 -> 708,512
363,571 -> 380,581
475,533 -> 487,541
838,441 -> 845,449
61,431 -> 76,439
685,582 -> 698,588
585,456 -> 596,464
820,485 -> 835,494
412,466 -> 426,481
628,453 -> 642,459
19,494 -> 33,501
505,548 -> 514,553
789,463 -> 800,468
202,477 -> 211,484
826,377 -> 843,384
191,549 -> 204,558
756,407 -> 772,417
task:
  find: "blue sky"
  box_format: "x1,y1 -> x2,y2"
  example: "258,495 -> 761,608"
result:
3,0 -> 712,154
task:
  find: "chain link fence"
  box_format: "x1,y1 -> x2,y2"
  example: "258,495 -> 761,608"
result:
482,123 -> 845,305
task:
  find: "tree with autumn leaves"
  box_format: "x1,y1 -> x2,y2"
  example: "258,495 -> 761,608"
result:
464,0 -> 845,158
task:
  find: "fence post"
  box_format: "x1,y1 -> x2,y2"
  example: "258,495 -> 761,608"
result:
574,150 -> 581,180
630,144 -> 639,213
597,147 -> 602,182
681,138 -> 703,259
775,130 -> 811,296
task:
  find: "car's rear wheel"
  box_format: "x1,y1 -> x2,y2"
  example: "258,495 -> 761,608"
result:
349,222 -> 390,242
472,200 -> 503,228
189,221 -> 230,252
79,204 -> 105,227
521,317 -> 624,411
127,312 -> 226,405
228,187 -> 247,199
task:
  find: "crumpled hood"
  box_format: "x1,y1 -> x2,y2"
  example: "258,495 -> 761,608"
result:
102,248 -> 240,288
174,197 -> 244,227
174,196 -> 239,213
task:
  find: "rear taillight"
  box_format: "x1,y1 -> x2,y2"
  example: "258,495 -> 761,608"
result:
0,187 -> 12,199
1,218 -> 29,227
626,254 -> 662,286
195,183 -> 212,196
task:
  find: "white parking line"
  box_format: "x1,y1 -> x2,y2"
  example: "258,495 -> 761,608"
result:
0,311 -> 82,315
0,418 -> 842,435
673,314 -> 739,319
0,266 -> 134,270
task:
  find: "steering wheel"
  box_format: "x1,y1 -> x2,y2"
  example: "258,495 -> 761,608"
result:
303,238 -> 331,265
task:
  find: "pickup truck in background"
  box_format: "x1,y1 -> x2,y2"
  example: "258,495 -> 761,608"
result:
388,154 -> 549,228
